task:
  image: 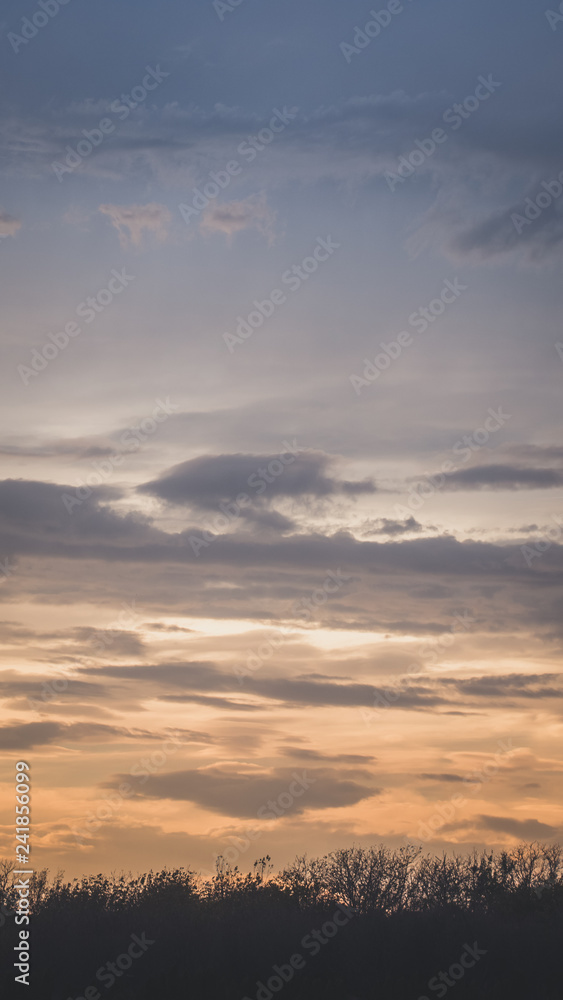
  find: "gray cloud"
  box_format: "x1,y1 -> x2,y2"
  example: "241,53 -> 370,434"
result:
236,507 -> 297,535
138,451 -> 375,509
419,773 -> 466,783
0,720 -> 179,750
0,438 -> 116,460
0,479 -> 153,557
280,747 -> 376,765
2,479 -> 563,652
71,627 -> 146,658
451,200 -> 563,263
445,674 -> 563,700
81,663 -> 563,714
477,815 -> 561,840
362,517 -> 424,536
101,765 -> 378,818
1,87 -> 541,196
81,661 -> 447,711
0,673 -> 102,702
440,465 -> 563,491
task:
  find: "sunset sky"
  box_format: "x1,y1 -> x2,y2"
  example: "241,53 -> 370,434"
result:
1,0 -> 563,878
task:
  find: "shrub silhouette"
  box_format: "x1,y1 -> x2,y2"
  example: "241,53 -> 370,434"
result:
1,843 -> 561,998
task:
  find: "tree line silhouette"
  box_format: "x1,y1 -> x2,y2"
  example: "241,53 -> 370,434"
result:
1,843 -> 561,998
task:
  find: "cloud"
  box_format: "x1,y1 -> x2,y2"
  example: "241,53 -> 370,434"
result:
362,517 -> 424,536
280,747 -> 376,765
3,478 -> 563,658
72,626 -> 146,658
450,200 -> 563,263
0,479 -> 152,554
0,436 -> 116,460
83,661 -> 447,712
142,623 -> 196,634
0,720 -> 169,750
199,193 -> 276,243
438,465 -> 563,491
101,764 -> 378,818
5,89 -> 563,269
98,202 -> 172,248
0,209 -> 21,239
0,672 -> 102,702
419,773 -> 466,783
445,674 -> 563,700
505,445 -> 563,464
3,478 -> 563,599
237,507 -> 297,534
477,815 -> 561,840
138,451 -> 376,509
0,717 -> 214,749
82,663 -> 563,714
